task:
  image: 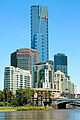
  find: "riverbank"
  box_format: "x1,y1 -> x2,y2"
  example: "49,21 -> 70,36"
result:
17,106 -> 53,111
0,106 -> 53,111
0,107 -> 17,111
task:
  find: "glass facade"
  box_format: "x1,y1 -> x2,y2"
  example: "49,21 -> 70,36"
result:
33,62 -> 54,88
31,5 -> 49,62
54,53 -> 68,77
11,48 -> 39,74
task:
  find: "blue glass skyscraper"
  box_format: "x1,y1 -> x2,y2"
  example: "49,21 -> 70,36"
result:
31,5 -> 49,62
54,53 -> 68,77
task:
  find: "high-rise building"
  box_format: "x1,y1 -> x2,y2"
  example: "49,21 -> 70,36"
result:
54,53 -> 68,77
4,66 -> 31,93
11,48 -> 39,73
31,5 -> 49,62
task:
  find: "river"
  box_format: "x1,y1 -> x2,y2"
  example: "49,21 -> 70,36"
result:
0,109 -> 80,120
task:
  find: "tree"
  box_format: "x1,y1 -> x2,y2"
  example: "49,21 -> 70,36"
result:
0,90 -> 3,102
16,88 -> 23,106
16,88 -> 33,106
7,91 -> 14,103
3,88 -> 8,104
23,88 -> 33,105
3,88 -> 15,106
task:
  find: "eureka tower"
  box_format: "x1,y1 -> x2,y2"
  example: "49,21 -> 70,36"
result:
31,5 -> 49,62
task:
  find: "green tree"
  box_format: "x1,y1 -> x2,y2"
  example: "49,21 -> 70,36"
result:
3,88 -> 15,106
8,91 -> 14,103
23,88 -> 33,105
16,88 -> 33,106
3,88 -> 8,104
0,90 -> 3,102
16,88 -> 23,106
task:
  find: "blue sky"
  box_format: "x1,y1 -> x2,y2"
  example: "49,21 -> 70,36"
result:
0,0 -> 80,93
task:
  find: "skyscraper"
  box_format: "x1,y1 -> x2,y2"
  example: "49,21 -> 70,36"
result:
54,53 -> 68,77
11,48 -> 39,73
31,5 -> 49,62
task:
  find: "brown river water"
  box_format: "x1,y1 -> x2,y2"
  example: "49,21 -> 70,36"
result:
0,109 -> 80,120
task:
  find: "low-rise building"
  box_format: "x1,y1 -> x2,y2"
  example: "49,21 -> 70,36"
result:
54,70 -> 77,98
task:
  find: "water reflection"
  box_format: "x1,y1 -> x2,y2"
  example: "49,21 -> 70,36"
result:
0,109 -> 80,120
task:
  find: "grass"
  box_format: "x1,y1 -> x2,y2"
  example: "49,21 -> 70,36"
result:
17,106 -> 51,111
0,107 -> 17,111
0,105 -> 52,111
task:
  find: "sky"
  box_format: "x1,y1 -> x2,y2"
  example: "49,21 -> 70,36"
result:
0,0 -> 80,93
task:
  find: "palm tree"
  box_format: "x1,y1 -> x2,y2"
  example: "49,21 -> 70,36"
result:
32,89 -> 35,105
39,91 -> 44,106
3,88 -> 8,106
16,88 -> 23,106
8,91 -> 14,103
0,90 -> 3,102
23,88 -> 33,104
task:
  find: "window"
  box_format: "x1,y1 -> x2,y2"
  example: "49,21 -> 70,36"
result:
54,84 -> 56,89
42,55 -> 44,57
42,45 -> 44,47
42,48 -> 44,51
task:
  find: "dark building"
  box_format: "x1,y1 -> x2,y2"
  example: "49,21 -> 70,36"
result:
11,52 -> 17,67
54,53 -> 68,77
11,48 -> 39,73
31,5 -> 49,62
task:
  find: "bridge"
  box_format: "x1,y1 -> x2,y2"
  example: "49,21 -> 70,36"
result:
56,98 -> 80,109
